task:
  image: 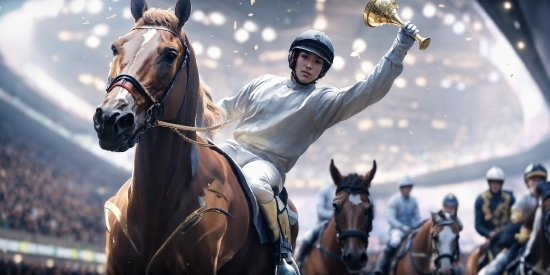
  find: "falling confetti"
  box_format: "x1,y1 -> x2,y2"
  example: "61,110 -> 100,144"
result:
248,13 -> 254,17
287,9 -> 292,12
109,7 -> 111,11
438,4 -> 444,7
252,44 -> 259,50
465,37 -> 472,41
350,49 -> 360,59
510,74 -> 514,77
233,50 -> 239,53
251,0 -> 255,5
83,21 -> 90,24
106,14 -> 117,19
409,131 -> 414,135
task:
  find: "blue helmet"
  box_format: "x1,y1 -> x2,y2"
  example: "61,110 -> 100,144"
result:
442,193 -> 458,207
524,163 -> 547,183
288,30 -> 335,79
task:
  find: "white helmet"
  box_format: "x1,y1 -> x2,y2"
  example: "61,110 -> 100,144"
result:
486,166 -> 505,182
397,176 -> 414,188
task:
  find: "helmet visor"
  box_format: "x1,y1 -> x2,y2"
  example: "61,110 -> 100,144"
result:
294,45 -> 331,65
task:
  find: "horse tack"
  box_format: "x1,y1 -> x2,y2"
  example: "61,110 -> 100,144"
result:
104,196 -> 233,275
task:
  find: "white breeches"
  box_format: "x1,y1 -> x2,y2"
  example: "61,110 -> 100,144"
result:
218,143 -> 284,204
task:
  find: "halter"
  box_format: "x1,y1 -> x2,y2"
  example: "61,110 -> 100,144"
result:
333,185 -> 374,246
105,26 -> 191,150
409,218 -> 460,275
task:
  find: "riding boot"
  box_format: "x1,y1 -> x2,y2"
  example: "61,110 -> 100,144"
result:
373,245 -> 398,275
484,250 -> 508,275
259,198 -> 299,275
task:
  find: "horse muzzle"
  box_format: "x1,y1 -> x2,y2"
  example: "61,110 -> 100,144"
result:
342,248 -> 368,273
94,107 -> 136,152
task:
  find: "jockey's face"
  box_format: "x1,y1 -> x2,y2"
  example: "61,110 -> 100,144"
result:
443,205 -> 456,215
488,180 -> 503,193
294,50 -> 324,83
527,176 -> 545,194
400,186 -> 412,197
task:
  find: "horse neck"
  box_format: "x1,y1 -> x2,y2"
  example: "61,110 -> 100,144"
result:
411,220 -> 433,268
130,54 -> 200,221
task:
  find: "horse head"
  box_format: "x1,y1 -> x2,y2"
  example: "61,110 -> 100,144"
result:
93,0 -> 195,152
329,159 -> 375,273
430,210 -> 460,275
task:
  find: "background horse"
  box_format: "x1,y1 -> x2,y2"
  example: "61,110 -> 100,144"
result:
93,0 -> 298,274
392,211 -> 460,275
465,233 -> 504,275
301,160 -> 376,275
504,192 -> 550,275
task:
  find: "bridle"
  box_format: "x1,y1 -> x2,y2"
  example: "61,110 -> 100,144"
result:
105,26 -> 191,150
410,218 -> 460,275
333,185 -> 374,247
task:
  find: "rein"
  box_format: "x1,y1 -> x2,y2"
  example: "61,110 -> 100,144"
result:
105,26 -> 230,148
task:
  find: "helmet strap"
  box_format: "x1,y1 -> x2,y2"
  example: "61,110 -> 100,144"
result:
291,70 -> 317,86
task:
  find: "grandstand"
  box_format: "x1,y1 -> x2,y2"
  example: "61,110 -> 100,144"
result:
0,0 -> 549,273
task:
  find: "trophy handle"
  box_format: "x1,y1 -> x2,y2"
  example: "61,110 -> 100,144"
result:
412,33 -> 430,51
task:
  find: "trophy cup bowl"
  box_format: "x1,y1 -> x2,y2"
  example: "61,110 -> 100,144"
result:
363,0 -> 431,50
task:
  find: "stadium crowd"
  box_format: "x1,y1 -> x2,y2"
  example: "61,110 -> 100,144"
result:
0,134 -> 105,245
0,258 -> 101,275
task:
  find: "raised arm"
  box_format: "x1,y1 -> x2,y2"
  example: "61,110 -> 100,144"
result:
312,26 -> 415,129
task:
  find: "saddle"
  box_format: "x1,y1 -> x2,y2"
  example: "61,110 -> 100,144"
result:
208,144 -> 298,244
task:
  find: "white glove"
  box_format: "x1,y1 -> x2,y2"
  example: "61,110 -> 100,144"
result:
397,21 -> 418,44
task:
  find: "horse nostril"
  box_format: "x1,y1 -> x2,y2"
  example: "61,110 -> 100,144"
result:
115,113 -> 135,133
344,253 -> 352,263
360,252 -> 367,263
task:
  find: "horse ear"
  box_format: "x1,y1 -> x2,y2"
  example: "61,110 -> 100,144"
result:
175,0 -> 192,29
363,160 -> 376,188
330,159 -> 342,186
131,0 -> 148,22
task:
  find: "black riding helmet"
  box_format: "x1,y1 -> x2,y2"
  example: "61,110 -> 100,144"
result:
288,30 -> 335,83
524,163 -> 547,183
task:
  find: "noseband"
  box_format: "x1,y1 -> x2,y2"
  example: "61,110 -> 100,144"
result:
333,185 -> 374,246
105,26 -> 191,150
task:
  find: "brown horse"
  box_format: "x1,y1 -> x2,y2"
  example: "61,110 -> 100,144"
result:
392,210 -> 461,275
465,235 -> 503,274
503,193 -> 550,275
301,160 -> 376,275
92,0 -> 298,274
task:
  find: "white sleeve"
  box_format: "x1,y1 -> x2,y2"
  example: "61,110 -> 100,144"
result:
312,38 -> 413,129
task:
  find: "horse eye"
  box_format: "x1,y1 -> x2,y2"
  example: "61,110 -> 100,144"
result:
433,235 -> 439,241
111,45 -> 118,56
332,203 -> 339,213
164,52 -> 178,63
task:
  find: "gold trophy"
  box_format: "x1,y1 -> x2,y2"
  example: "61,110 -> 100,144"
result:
363,0 -> 431,50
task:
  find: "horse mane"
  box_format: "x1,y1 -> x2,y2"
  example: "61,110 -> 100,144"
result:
198,81 -> 227,136
135,9 -> 227,136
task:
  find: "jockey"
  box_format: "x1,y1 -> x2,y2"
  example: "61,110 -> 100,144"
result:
474,166 -> 515,240
217,22 -> 418,274
373,176 -> 421,275
442,193 -> 463,231
294,183 -> 335,267
442,193 -> 465,275
483,163 -> 547,275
